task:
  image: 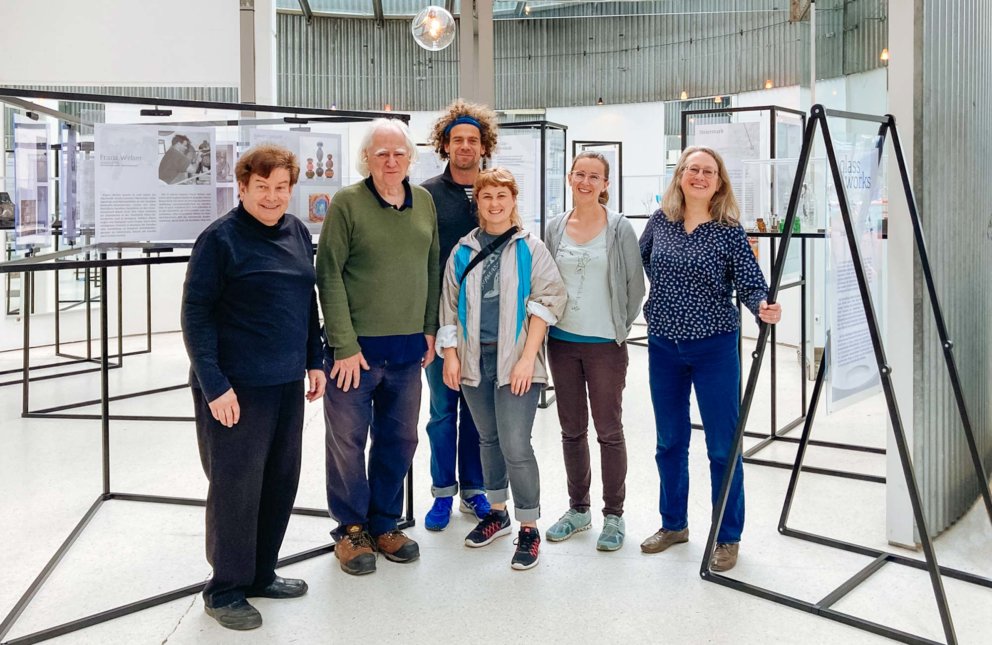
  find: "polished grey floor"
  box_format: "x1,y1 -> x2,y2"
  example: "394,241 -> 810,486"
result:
1,319 -> 990,644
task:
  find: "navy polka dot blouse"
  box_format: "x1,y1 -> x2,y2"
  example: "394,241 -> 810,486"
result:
639,210 -> 768,340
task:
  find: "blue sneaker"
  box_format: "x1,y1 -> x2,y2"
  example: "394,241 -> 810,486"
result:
459,494 -> 491,520
425,497 -> 453,531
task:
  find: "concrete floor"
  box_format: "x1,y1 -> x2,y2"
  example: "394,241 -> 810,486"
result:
1,308 -> 990,644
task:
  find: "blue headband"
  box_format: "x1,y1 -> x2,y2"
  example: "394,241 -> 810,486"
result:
444,115 -> 482,136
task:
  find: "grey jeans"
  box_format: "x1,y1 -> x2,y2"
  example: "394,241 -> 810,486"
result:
460,344 -> 542,522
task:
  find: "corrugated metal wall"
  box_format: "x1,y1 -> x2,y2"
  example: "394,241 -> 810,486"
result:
915,0 -> 992,535
278,1 -> 887,111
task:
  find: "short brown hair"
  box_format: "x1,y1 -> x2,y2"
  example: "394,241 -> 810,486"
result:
661,146 -> 740,226
474,167 -> 523,230
235,144 -> 300,187
429,99 -> 499,160
569,151 -> 611,206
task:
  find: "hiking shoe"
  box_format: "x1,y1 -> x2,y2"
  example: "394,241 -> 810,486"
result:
375,530 -> 420,563
640,527 -> 689,554
335,524 -> 376,575
425,496 -> 453,531
204,598 -> 262,630
596,514 -> 625,551
546,508 -> 592,542
459,493 -> 492,520
511,526 -> 541,570
464,509 -> 511,547
710,542 -> 740,572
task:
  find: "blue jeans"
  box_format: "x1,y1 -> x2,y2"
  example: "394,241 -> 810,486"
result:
323,359 -> 421,539
424,357 -> 485,499
460,344 -> 542,522
648,332 -> 745,543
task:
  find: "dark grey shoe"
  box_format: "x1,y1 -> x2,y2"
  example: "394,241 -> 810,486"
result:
248,575 -> 308,599
204,599 -> 262,631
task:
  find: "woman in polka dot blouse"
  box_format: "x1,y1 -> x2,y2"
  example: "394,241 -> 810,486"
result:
637,146 -> 782,573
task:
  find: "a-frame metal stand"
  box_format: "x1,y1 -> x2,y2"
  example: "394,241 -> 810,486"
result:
700,105 -> 992,644
0,256 -> 416,645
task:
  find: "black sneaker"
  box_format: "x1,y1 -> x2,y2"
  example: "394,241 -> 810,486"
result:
511,526 -> 541,570
204,598 -> 263,630
464,509 -> 511,547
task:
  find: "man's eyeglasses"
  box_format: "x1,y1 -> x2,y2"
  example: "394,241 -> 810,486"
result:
570,171 -> 605,183
684,166 -> 717,179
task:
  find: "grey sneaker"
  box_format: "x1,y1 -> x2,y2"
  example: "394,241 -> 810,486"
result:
546,508 -> 592,542
596,514 -> 625,551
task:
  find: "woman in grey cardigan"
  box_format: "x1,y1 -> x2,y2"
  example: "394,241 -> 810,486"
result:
544,151 -> 646,551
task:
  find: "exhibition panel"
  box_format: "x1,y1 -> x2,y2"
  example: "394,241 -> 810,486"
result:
0,89 -> 416,645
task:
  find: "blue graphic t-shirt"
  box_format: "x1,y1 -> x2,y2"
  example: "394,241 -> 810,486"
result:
477,230 -> 502,343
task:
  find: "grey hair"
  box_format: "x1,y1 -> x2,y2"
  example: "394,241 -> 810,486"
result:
356,118 -> 419,177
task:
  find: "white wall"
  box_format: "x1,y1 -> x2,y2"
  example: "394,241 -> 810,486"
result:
0,0 -> 240,87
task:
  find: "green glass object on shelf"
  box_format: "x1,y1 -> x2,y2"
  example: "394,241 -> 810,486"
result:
776,217 -> 802,233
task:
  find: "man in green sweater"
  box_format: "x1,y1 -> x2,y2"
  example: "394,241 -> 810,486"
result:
316,118 -> 440,576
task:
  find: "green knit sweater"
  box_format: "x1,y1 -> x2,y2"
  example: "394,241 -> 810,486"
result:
316,179 -> 440,360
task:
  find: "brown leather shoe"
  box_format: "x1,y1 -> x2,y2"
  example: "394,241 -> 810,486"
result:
640,527 -> 689,554
376,529 -> 420,563
335,525 -> 376,576
709,542 -> 739,572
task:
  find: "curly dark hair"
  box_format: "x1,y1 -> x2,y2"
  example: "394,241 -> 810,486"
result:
428,98 -> 499,159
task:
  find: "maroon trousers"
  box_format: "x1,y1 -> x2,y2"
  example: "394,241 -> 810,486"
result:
546,336 -> 628,517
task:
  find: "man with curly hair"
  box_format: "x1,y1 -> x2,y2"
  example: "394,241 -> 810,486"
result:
420,99 -> 500,531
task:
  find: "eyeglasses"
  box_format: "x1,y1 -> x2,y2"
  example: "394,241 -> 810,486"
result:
684,165 -> 717,179
570,171 -> 605,183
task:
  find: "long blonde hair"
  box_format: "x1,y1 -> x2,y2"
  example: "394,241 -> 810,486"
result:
661,146 -> 740,226
474,167 -> 524,230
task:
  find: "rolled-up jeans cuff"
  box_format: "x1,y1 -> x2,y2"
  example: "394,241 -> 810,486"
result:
487,487 -> 510,505
513,505 -> 541,523
460,487 -> 485,498
431,483 -> 458,498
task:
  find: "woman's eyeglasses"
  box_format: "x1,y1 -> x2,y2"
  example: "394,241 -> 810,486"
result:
570,171 -> 605,183
684,166 -> 717,179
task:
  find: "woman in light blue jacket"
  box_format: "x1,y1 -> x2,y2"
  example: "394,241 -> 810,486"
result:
437,167 -> 566,570
543,151 -> 645,551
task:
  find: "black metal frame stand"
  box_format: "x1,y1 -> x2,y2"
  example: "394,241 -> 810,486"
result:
701,105 -> 992,645
0,254 -> 416,645
738,233 -> 887,484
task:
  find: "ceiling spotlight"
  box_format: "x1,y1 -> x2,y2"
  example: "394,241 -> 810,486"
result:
714,95 -> 723,104
764,79 -> 773,89
384,103 -> 392,112
524,4 -> 531,15
412,5 -> 456,51
596,97 -> 604,105
880,47 -> 890,62
680,90 -> 688,100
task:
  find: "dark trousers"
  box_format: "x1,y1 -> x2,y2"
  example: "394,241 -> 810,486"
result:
547,337 -> 629,517
323,359 -> 421,539
648,331 -> 745,543
193,381 -> 304,608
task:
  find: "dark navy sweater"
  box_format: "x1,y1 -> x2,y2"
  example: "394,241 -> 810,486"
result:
421,164 -> 477,281
181,204 -> 323,401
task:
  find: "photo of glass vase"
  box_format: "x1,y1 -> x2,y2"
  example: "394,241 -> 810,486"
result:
316,160 -> 324,177
326,155 -> 334,180
309,193 -> 331,223
316,142 -> 324,163
305,158 -> 315,179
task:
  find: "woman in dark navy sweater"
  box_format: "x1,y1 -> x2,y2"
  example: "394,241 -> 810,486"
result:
638,146 -> 781,573
181,144 -> 326,630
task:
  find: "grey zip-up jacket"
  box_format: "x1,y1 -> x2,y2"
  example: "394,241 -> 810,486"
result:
436,227 -> 567,388
545,209 -> 646,344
